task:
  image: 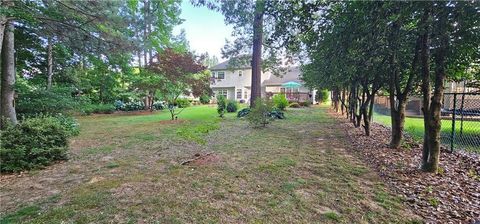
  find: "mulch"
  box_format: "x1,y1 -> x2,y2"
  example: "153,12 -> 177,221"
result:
330,111 -> 480,223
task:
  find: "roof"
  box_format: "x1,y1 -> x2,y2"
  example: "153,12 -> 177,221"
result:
263,67 -> 303,86
210,59 -> 251,71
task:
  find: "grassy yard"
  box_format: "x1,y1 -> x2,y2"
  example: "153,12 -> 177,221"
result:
372,112 -> 480,152
1,105 -> 420,223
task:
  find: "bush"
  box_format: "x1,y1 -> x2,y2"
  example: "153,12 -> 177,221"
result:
299,101 -> 311,107
237,108 -> 251,118
152,101 -> 164,110
175,98 -> 191,108
0,117 -> 70,172
289,102 -> 301,108
270,107 -> 285,119
226,100 -> 238,113
114,100 -> 126,110
124,101 -> 145,111
317,89 -> 329,103
217,95 -> 227,117
82,104 -> 116,115
272,94 -> 289,111
247,98 -> 274,127
199,94 -> 211,104
16,86 -> 82,116
53,114 -> 80,137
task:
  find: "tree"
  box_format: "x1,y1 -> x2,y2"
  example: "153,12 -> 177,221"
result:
200,52 -> 219,68
1,2 -> 17,127
250,0 -> 264,106
384,2 -> 422,149
193,0 -> 291,107
147,48 -> 207,120
264,1 -> 479,173
420,1 -> 479,172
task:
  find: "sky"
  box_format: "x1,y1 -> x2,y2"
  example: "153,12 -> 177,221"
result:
173,1 -> 233,62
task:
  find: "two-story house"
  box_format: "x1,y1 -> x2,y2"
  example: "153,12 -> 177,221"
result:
210,61 -> 316,103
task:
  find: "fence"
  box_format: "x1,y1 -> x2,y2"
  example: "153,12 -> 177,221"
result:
373,92 -> 480,153
441,93 -> 480,152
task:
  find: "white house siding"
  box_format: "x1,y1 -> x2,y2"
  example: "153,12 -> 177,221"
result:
210,65 -> 317,103
211,68 -> 270,102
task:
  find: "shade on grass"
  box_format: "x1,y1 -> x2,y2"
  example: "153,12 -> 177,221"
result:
372,112 -> 480,152
77,105 -> 220,125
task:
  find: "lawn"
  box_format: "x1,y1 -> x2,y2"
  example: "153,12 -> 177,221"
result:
372,111 -> 480,152
0,105 -> 420,223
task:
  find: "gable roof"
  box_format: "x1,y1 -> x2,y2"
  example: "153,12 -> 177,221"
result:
263,67 -> 303,86
210,59 -> 251,71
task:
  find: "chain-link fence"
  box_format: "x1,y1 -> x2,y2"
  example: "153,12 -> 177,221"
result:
441,93 -> 480,152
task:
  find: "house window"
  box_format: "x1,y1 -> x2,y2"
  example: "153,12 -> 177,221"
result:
238,70 -> 243,77
212,72 -> 216,78
244,90 -> 248,99
217,89 -> 227,98
236,89 -> 242,99
217,71 -> 225,79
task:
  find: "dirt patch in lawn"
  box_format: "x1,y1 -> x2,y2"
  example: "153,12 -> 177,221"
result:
158,119 -> 186,125
181,153 -> 221,166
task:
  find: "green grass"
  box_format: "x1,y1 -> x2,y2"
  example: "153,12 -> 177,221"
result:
1,105 -> 419,223
373,111 -> 480,152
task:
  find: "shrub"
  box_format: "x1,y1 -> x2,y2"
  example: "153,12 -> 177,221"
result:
124,101 -> 144,111
247,98 -> 274,127
289,102 -> 301,108
217,95 -> 227,117
82,104 -> 116,115
16,86 -> 81,116
226,100 -> 238,113
270,107 -> 285,119
317,89 -> 329,103
53,114 -> 80,137
199,94 -> 211,104
152,101 -> 164,110
272,94 -> 289,111
114,100 -> 126,110
299,101 -> 311,107
175,98 -> 191,108
0,117 -> 69,172
81,104 -> 115,115
237,108 -> 251,118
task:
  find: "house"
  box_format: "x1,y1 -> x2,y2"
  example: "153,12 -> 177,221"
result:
209,60 -> 316,103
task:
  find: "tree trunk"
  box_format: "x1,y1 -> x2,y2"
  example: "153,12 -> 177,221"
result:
360,85 -> 376,136
144,91 -> 150,110
47,37 -> 53,90
390,97 -> 407,149
250,0 -> 264,107
388,39 -> 420,149
419,5 -> 433,171
423,6 -> 449,173
0,13 -> 6,56
1,19 -> 17,127
143,0 -> 148,66
340,89 -> 346,116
